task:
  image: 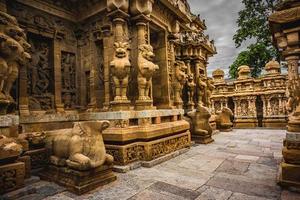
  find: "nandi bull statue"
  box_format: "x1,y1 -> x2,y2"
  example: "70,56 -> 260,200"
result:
46,120 -> 113,171
137,44 -> 159,100
110,42 -> 131,102
216,107 -> 234,132
0,11 -> 31,114
187,104 -> 214,144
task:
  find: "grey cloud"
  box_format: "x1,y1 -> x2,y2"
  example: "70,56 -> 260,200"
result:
188,0 -> 248,77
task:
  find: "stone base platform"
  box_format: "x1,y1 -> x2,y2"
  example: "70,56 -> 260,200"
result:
39,164 -> 116,195
192,134 -> 214,144
263,118 -> 287,129
278,162 -> 300,189
0,162 -> 25,194
234,118 -> 258,128
106,130 -> 191,166
113,148 -> 189,173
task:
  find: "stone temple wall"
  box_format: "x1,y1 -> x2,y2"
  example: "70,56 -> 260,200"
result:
211,61 -> 288,128
0,0 -> 217,194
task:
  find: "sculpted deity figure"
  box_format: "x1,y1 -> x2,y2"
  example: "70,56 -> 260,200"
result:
137,44 -> 159,100
206,78 -> 215,108
46,121 -> 113,171
0,11 -> 31,114
173,60 -> 187,103
197,75 -> 207,105
187,73 -> 196,105
110,42 -> 131,101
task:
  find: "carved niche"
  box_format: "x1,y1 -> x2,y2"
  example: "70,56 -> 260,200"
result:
27,35 -> 54,111
61,52 -> 77,109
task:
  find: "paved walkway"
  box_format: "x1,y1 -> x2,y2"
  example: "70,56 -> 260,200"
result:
6,129 -> 300,200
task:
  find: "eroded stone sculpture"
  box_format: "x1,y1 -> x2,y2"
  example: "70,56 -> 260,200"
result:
47,120 -> 113,170
216,107 -> 234,132
0,11 -> 31,114
42,120 -> 116,194
137,44 -> 159,100
186,73 -> 195,107
197,76 -> 207,105
173,60 -> 187,107
187,104 -> 214,144
110,42 -> 131,102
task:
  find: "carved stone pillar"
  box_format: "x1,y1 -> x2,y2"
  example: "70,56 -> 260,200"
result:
108,1 -> 131,111
286,56 -> 299,81
102,26 -> 113,111
53,40 -> 64,113
19,66 -> 30,116
130,0 -> 158,110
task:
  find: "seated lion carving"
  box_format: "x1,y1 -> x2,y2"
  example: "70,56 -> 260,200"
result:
46,121 -> 113,171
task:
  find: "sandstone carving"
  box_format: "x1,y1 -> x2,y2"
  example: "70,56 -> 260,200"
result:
216,107 -> 233,131
0,11 -> 31,114
187,104 -> 213,144
237,65 -> 251,79
197,76 -> 207,105
137,44 -> 159,100
110,42 -> 131,101
47,121 -> 113,170
186,73 -> 195,105
0,135 -> 23,160
173,60 -> 187,104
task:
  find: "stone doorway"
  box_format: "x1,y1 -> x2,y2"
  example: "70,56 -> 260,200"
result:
256,96 -> 263,127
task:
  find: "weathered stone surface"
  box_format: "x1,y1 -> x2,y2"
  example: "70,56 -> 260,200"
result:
216,160 -> 250,175
195,186 -> 232,200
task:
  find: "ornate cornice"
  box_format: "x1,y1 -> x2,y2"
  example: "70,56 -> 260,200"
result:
269,6 -> 300,24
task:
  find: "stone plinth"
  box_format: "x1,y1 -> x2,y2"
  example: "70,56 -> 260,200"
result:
278,132 -> 300,189
40,164 -> 116,195
110,100 -> 131,111
234,118 -> 258,128
262,117 -> 287,129
0,162 -> 25,194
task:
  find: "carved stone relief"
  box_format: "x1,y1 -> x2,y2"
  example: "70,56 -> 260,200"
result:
27,35 -> 54,111
61,52 -> 77,109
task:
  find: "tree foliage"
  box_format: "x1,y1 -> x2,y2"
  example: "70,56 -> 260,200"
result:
229,0 -> 279,79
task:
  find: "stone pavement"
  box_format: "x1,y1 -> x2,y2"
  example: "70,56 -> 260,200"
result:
3,129 -> 300,200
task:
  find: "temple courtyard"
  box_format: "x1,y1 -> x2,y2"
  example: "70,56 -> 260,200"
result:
3,129 -> 299,200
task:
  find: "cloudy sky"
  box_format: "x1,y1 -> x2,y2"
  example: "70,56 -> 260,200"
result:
188,0 -> 248,77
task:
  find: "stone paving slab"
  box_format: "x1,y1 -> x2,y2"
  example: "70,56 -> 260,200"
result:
5,129 -> 300,200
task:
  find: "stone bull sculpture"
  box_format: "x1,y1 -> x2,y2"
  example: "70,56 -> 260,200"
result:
46,120 -> 113,171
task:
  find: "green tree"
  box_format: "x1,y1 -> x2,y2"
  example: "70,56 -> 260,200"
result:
229,0 -> 279,78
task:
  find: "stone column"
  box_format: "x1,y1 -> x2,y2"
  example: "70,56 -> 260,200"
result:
53,39 -> 64,112
286,56 -> 299,81
18,66 -> 30,116
102,26 -> 112,111
130,0 -> 156,110
107,1 -> 131,111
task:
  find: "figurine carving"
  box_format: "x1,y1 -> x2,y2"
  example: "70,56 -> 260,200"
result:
0,11 -> 31,114
187,74 -> 195,105
197,76 -> 207,105
137,44 -> 159,100
206,78 -> 215,108
110,42 -> 131,101
173,60 -> 187,104
46,121 -> 113,171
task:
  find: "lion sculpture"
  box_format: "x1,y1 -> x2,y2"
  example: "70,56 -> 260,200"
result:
137,44 -> 159,100
173,60 -> 187,104
0,11 -> 31,114
110,42 -> 131,101
46,121 -> 113,171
